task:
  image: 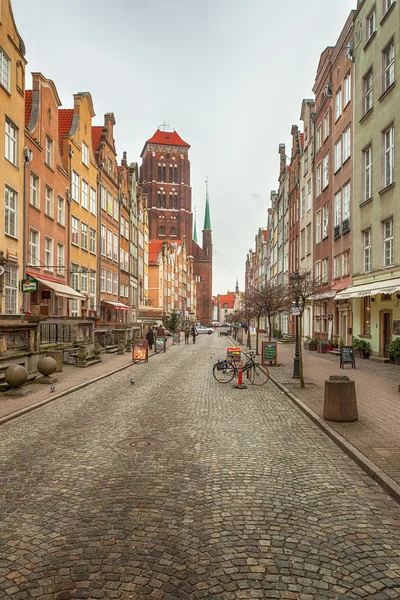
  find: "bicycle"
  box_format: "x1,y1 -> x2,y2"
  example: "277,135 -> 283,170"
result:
212,351 -> 269,386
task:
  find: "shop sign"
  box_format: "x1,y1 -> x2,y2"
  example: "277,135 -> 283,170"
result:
21,277 -> 38,293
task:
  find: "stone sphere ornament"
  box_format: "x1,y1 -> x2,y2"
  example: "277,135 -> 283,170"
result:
4,364 -> 28,388
37,356 -> 58,384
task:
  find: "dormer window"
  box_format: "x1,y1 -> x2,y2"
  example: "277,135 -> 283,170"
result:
45,135 -> 53,168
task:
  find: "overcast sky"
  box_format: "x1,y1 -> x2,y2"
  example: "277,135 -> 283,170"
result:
13,0 -> 356,295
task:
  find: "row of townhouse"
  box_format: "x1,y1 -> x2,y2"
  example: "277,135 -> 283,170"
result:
0,0 -> 150,344
247,0 -> 400,357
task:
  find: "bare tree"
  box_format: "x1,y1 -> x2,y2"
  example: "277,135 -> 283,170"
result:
255,281 -> 290,344
241,290 -> 257,350
290,269 -> 319,388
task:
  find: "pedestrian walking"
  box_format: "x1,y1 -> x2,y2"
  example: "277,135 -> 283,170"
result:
184,325 -> 190,344
156,324 -> 165,337
146,327 -> 154,351
191,325 -> 197,344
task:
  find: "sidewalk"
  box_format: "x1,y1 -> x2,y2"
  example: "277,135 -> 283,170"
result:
0,335 -> 183,425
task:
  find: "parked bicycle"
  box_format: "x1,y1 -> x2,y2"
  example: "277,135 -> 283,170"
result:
212,351 -> 269,386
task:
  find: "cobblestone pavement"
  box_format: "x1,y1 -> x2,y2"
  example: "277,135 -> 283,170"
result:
1,335 -> 400,600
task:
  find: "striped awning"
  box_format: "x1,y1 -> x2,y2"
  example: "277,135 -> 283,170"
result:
335,277 -> 400,300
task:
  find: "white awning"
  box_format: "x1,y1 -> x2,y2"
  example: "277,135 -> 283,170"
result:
311,291 -> 337,300
335,277 -> 400,300
102,300 -> 131,310
36,276 -> 86,299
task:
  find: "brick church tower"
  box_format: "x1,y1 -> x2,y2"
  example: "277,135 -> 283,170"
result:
140,128 -> 212,324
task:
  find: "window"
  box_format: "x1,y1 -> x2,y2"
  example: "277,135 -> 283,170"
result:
113,199 -> 119,221
335,88 -> 342,121
29,229 -> 39,265
113,233 -> 118,262
44,237 -> 53,270
304,151 -> 308,175
342,251 -> 350,276
71,264 -> 79,291
323,112 -> 329,140
363,296 -> 371,336
57,196 -> 65,225
316,126 -> 322,152
333,255 -> 341,279
57,243 -> 64,275
315,261 -> 321,285
89,271 -> 96,309
384,40 -> 395,91
107,192 -> 113,215
88,187 -> 96,216
72,216 -> 79,246
82,142 -> 89,167
384,125 -> 394,187
343,182 -> 351,221
334,191 -> 342,227
322,154 -> 329,189
72,171 -> 80,203
89,228 -> 96,254
159,225 -> 165,236
363,146 -> 372,201
45,136 -> 53,168
344,72 -> 351,106
101,268 -> 106,293
81,180 -> 89,210
107,229 -> 113,259
383,217 -> 394,266
363,229 -> 371,272
5,186 -> 17,238
4,265 -> 17,314
174,164 -> 178,183
107,270 -> 112,294
300,228 -> 305,258
367,8 -> 376,39
120,216 -> 125,236
364,70 -> 373,115
322,204 -> 329,239
113,272 -> 118,295
343,127 -> 351,162
81,223 -> 88,250
307,179 -> 312,211
30,173 -> 39,208
301,187 -> 306,217
306,223 -> 311,255
107,158 -> 112,176
100,185 -> 106,210
5,118 -> 17,165
0,47 -> 10,91
120,248 -> 124,269
334,139 -> 342,173
316,163 -> 321,197
45,186 -> 53,217
101,225 -> 106,256
384,0 -> 394,14
125,221 -> 129,240
316,210 -> 321,244
81,268 -> 88,294
124,250 -> 129,272
120,283 -> 124,298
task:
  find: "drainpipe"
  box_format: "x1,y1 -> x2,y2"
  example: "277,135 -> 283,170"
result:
67,145 -> 74,316
96,162 -> 104,319
23,146 -> 33,313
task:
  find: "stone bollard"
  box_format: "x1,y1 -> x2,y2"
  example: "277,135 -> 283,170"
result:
37,356 -> 58,384
4,365 -> 31,397
323,376 -> 358,422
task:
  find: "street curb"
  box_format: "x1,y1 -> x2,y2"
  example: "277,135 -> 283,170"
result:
228,336 -> 400,505
0,340 -> 181,427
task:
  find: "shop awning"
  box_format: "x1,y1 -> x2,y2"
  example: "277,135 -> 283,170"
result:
335,277 -> 400,300
35,276 -> 86,299
311,291 -> 337,301
102,300 -> 131,310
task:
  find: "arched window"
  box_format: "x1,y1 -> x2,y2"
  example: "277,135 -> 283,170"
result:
162,164 -> 166,182
169,194 -> 173,209
162,192 -> 166,208
174,164 -> 178,183
169,165 -> 173,182
158,164 -> 162,182
157,191 -> 162,208
159,225 -> 165,236
171,226 -> 176,236
174,193 -> 178,209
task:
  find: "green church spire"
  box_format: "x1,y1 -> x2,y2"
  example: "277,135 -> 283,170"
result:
203,177 -> 212,231
193,211 -> 198,245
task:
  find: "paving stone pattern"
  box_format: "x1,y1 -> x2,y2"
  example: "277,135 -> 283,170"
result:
1,335 -> 400,599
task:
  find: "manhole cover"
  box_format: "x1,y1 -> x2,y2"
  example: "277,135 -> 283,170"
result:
128,440 -> 151,448
116,438 -> 156,452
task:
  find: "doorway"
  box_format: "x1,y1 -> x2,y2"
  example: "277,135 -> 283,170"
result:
380,310 -> 392,356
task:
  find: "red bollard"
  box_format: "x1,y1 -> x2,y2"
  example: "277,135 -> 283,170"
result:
235,361 -> 247,389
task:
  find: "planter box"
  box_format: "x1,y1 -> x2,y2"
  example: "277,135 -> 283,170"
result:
326,344 -> 333,351
304,342 -> 316,351
395,356 -> 400,365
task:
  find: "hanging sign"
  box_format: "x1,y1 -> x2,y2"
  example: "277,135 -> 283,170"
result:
21,277 -> 38,293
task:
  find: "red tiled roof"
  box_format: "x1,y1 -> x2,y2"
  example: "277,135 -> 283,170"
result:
146,129 -> 190,148
92,126 -> 103,153
219,292 -> 235,309
58,109 -> 74,153
25,90 -> 32,127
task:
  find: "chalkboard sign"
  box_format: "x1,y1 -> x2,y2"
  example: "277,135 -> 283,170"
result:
340,345 -> 356,369
173,333 -> 181,344
262,341 -> 278,366
155,336 -> 166,352
132,339 -> 148,363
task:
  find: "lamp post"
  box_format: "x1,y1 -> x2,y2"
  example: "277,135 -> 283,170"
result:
291,272 -> 300,379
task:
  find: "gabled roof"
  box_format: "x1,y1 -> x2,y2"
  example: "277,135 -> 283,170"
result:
92,125 -> 103,153
58,108 -> 74,152
25,90 -> 32,127
141,129 -> 190,156
219,292 -> 235,309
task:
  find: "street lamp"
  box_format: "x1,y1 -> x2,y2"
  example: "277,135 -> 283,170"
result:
291,272 -> 300,379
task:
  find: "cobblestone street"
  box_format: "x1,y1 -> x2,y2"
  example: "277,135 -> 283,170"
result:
1,335 -> 400,600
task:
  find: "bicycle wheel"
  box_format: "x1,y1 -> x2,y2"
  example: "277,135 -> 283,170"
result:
213,362 -> 236,383
248,363 -> 269,386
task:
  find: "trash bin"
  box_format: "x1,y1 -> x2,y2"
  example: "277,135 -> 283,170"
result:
323,375 -> 358,422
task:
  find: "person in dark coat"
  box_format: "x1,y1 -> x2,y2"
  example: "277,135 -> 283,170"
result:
146,327 -> 154,351
191,325 -> 197,344
184,325 -> 190,344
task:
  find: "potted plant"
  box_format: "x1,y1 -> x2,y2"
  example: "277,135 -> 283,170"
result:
386,338 -> 400,364
303,335 -> 316,351
326,339 -> 333,351
320,340 -> 327,354
353,336 -> 371,358
332,338 -> 339,349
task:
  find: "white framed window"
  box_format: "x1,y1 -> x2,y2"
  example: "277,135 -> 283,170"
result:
5,118 -> 18,165
306,223 -> 311,255
364,69 -> 373,114
384,0 -> 394,14
120,248 -> 124,269
82,142 -> 89,167
71,264 -> 79,291
71,299 -> 79,318
334,255 -> 341,279
316,126 -> 322,152
113,199 -> 119,221
323,112 -> 329,141
363,145 -> 372,201
81,268 -> 88,294
125,221 -> 129,240
89,271 -> 96,309
29,229 -> 39,266
72,216 -> 79,246
335,88 -> 342,121
384,125 -> 394,187
57,196 -> 65,226
322,258 -> 328,284
107,270 -> 112,294
322,204 -> 329,239
108,158 -> 113,176
363,229 -> 371,273
100,185 -> 106,210
124,250 -> 129,272
120,216 -> 125,236
44,237 -> 53,270
5,185 -> 17,238
334,139 -> 342,173
316,210 -> 321,244
113,233 -> 118,262
367,8 -> 376,39
315,260 -> 321,285
343,182 -> 351,221
322,154 -> 329,189
120,283 -> 124,298
100,268 -> 106,293
57,243 -> 64,275
342,251 -> 350,276
113,272 -> 118,295
304,151 -> 308,175
101,224 -> 106,256
45,185 -> 53,218
72,171 -> 80,203
4,265 -> 18,314
384,40 -> 395,91
81,180 -> 89,210
334,191 -> 342,227
81,222 -> 88,250
107,192 -> 113,215
30,173 -> 39,208
300,228 -> 305,259
0,47 -> 10,91
301,187 -> 306,217
316,163 -> 321,197
45,135 -> 53,168
383,217 -> 394,267
307,179 -> 312,211
89,228 -> 96,254
107,229 -> 113,259
343,126 -> 351,162
344,72 -> 351,106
